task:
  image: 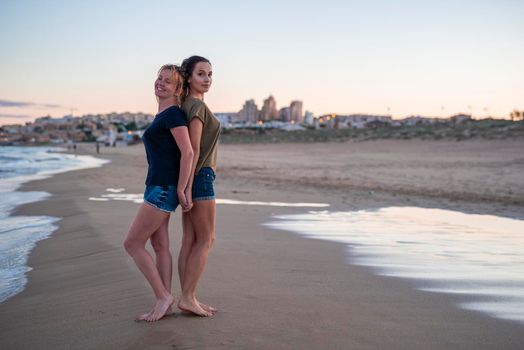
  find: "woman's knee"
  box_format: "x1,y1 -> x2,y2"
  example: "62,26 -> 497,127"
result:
197,232 -> 215,249
150,235 -> 169,254
123,236 -> 141,254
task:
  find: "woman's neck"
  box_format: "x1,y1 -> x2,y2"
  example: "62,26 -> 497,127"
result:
188,91 -> 204,101
157,98 -> 177,113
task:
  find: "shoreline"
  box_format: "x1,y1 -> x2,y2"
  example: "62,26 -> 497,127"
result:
1,140 -> 523,349
0,146 -> 108,304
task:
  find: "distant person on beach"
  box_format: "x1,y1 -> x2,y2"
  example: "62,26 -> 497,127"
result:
123,64 -> 194,322
177,56 -> 221,317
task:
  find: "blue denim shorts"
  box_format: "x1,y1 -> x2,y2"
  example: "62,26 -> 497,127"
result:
143,185 -> 179,212
192,167 -> 216,201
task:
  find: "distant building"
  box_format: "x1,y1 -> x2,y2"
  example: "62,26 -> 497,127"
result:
316,114 -> 337,128
449,114 -> 472,124
1,111 -> 155,145
304,111 -> 314,125
35,115 -> 75,125
238,99 -> 259,124
1,124 -> 22,134
336,114 -> 393,129
289,100 -> 303,123
215,112 -> 236,127
278,107 -> 291,122
261,95 -> 278,122
401,115 -> 446,126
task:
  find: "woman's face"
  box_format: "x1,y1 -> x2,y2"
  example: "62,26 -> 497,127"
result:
188,62 -> 212,95
154,69 -> 178,99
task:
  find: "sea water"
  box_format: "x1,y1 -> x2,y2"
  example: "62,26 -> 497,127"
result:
0,146 -> 108,302
85,188 -> 524,325
265,207 -> 524,325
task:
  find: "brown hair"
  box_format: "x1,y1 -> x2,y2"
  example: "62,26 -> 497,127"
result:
157,64 -> 184,105
179,55 -> 211,104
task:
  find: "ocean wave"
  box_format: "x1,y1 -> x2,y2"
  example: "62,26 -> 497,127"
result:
0,146 -> 109,303
266,207 -> 524,325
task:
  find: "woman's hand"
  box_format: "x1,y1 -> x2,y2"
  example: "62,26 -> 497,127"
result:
183,187 -> 193,212
178,189 -> 192,212
171,125 -> 194,212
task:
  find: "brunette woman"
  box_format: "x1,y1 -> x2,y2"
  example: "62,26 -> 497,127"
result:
177,56 -> 220,317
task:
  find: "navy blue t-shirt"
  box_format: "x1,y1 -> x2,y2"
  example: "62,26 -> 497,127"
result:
142,105 -> 187,186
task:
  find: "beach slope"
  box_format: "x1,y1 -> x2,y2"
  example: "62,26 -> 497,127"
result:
1,140 -> 523,349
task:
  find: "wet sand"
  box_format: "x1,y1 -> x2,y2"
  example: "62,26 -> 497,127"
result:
0,139 -> 523,349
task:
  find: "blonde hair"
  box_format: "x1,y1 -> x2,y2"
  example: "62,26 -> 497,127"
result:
157,64 -> 184,105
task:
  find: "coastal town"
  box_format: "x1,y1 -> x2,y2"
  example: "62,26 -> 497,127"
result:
1,95 -> 523,145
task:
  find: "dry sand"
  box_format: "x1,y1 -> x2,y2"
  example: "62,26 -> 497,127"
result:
0,139 -> 523,349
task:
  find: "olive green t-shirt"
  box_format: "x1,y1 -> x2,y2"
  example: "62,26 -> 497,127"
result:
182,97 -> 221,174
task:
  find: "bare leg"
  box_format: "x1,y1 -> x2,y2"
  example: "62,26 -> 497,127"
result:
177,200 -> 216,317
178,212 -> 216,313
178,211 -> 194,287
124,203 -> 174,321
136,216 -> 174,321
152,216 -> 172,293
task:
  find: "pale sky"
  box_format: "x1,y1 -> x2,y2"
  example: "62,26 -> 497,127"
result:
1,0 -> 523,125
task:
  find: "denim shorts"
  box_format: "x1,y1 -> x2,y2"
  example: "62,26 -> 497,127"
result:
143,185 -> 179,212
192,167 -> 216,201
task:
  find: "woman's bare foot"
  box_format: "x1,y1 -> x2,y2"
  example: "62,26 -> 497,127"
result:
178,296 -> 213,317
198,301 -> 217,313
135,305 -> 175,322
179,301 -> 216,314
143,295 -> 175,322
136,310 -> 152,322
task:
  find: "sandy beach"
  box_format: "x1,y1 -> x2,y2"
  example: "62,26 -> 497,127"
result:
1,139 -> 523,349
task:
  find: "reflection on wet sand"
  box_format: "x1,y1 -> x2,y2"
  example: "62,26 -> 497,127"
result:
266,207 -> 524,325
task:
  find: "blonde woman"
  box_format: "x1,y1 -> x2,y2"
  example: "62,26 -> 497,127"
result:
124,64 -> 193,322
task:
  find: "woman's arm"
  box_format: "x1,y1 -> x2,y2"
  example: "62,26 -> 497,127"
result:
171,126 -> 194,211
185,117 -> 204,201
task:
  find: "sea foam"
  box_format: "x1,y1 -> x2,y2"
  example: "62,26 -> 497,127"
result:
0,146 -> 108,303
265,207 -> 524,325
